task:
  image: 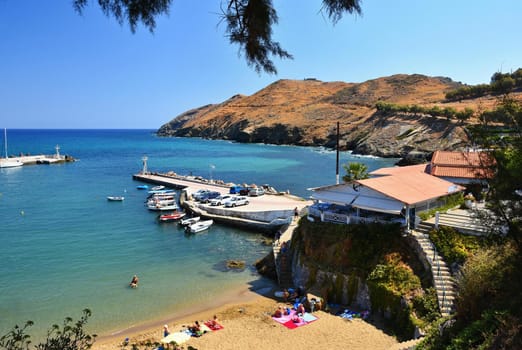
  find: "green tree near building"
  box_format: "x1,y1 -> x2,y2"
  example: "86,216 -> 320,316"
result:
342,162 -> 369,182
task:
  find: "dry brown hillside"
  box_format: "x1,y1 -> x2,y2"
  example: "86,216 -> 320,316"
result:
157,74 -> 520,159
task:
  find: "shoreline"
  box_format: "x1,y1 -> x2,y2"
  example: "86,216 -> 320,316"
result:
92,281 -> 400,350
93,280 -> 276,347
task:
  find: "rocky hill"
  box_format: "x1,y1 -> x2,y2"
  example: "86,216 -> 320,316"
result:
157,74 -> 514,159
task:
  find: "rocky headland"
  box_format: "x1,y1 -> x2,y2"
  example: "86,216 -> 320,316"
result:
157,74 -> 515,160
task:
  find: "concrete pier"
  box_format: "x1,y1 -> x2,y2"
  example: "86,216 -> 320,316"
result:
3,154 -> 75,165
133,172 -> 311,234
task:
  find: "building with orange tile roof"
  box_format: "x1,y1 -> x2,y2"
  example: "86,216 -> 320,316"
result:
309,169 -> 463,230
428,150 -> 496,184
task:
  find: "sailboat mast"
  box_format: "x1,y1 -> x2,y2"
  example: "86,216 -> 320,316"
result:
4,128 -> 7,159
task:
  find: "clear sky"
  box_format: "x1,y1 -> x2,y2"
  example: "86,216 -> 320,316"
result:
1,0 -> 521,129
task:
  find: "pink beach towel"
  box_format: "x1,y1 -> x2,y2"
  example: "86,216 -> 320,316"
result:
272,310 -> 317,329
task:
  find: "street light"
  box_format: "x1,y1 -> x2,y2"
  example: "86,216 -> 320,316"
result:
209,164 -> 215,182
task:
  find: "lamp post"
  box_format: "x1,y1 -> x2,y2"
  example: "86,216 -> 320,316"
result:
209,164 -> 215,182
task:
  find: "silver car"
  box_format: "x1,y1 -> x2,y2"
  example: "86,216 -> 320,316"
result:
223,196 -> 249,207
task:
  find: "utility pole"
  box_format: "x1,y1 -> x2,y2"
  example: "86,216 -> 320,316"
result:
336,121 -> 340,184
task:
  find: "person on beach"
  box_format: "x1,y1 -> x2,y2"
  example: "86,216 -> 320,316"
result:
296,303 -> 306,315
163,324 -> 170,337
208,315 -> 218,327
282,288 -> 290,302
272,306 -> 283,318
294,207 -> 299,220
129,275 -> 139,288
189,320 -> 201,334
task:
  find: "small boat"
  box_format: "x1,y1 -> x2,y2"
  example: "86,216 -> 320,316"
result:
186,220 -> 213,233
136,185 -> 149,190
179,216 -> 201,226
159,211 -> 186,222
107,196 -> 125,201
147,189 -> 176,195
147,202 -> 179,211
0,129 -> 23,168
146,198 -> 176,206
151,185 -> 165,191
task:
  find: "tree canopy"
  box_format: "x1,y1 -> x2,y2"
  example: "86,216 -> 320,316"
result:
72,0 -> 362,74
342,162 -> 369,182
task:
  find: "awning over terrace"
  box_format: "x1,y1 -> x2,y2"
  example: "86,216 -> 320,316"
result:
350,196 -> 404,215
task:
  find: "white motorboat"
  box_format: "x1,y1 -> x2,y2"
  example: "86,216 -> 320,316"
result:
147,202 -> 179,211
186,220 -> 213,233
146,197 -> 176,206
179,216 -> 201,226
0,129 -> 23,168
107,196 -> 125,201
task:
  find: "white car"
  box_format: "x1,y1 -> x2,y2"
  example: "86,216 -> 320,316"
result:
248,187 -> 265,196
223,196 -> 249,207
209,195 -> 231,206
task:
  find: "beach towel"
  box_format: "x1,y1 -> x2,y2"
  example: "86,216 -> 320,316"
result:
204,321 -> 224,331
161,331 -> 191,344
272,310 -> 317,329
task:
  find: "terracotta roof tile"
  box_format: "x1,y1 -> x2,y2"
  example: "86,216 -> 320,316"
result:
430,151 -> 496,179
357,172 -> 463,205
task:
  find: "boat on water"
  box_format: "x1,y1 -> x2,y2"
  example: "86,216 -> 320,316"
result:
158,211 -> 186,222
186,219 -> 213,233
151,185 -> 165,191
0,129 -> 23,168
179,216 -> 201,226
146,197 -> 176,206
107,196 -> 125,201
136,184 -> 149,190
147,202 -> 179,211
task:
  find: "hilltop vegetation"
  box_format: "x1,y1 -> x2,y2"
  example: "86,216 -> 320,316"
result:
445,69 -> 522,101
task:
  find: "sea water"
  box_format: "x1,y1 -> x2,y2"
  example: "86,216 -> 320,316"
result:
0,129 -> 397,340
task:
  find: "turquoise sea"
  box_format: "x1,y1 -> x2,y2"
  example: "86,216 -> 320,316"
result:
0,129 -> 397,341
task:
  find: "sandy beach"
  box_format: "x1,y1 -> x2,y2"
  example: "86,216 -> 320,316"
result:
92,284 -> 398,350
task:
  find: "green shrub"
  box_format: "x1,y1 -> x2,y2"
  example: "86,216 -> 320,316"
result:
428,226 -> 484,265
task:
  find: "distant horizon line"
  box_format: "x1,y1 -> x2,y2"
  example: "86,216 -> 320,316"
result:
4,128 -> 158,130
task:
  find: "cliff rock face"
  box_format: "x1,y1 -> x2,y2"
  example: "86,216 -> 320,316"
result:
157,74 -> 475,157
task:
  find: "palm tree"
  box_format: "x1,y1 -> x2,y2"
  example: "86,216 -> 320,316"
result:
342,162 -> 369,182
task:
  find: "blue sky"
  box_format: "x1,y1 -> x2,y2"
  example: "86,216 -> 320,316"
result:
1,0 -> 521,129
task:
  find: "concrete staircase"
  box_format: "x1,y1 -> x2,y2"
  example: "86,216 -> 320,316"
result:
412,222 -> 457,317
435,211 -> 489,236
273,242 -> 293,288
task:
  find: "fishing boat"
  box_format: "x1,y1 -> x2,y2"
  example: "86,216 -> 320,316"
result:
0,129 -> 23,168
107,196 -> 125,201
186,220 -> 213,233
158,211 -> 186,222
179,216 -> 201,226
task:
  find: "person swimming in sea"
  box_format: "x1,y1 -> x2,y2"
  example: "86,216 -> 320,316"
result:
129,275 -> 139,288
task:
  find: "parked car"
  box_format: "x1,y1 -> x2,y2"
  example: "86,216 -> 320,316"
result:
192,189 -> 210,201
223,196 -> 249,207
248,187 -> 265,196
229,185 -> 245,194
199,191 -> 221,203
209,195 -> 232,206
